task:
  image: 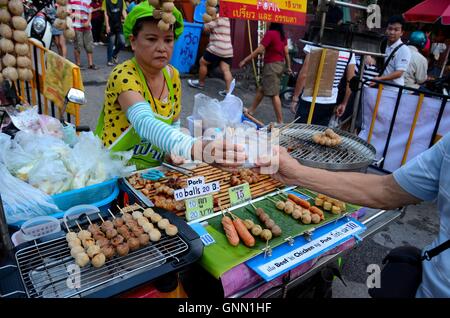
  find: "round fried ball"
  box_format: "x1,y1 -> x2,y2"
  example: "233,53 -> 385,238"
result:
105,228 -> 118,239
165,224 -> 178,236
82,238 -> 95,248
137,217 -> 149,227
276,201 -> 285,210
96,237 -> 110,248
116,243 -> 129,256
271,225 -> 282,237
260,229 -> 272,241
138,233 -> 150,246
157,218 -> 170,230
66,232 -> 78,242
311,214 -> 321,224
77,230 -> 92,240
128,237 -> 140,251
101,245 -> 115,259
132,211 -> 143,220
150,213 -> 162,223
251,225 -> 263,236
301,214 -> 312,224
149,229 -> 162,242
75,252 -> 90,267
92,253 -> 106,268
292,209 -> 302,220
243,219 -> 254,230
86,245 -> 101,258
142,222 -> 154,233
68,238 -> 82,249
70,245 -> 85,258
143,208 -> 155,218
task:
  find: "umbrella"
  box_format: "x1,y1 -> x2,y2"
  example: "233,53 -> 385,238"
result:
403,0 -> 450,25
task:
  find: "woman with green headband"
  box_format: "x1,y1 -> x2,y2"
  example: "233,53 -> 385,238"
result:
95,1 -> 245,170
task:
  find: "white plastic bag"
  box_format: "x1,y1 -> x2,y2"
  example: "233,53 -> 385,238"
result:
0,164 -> 59,225
28,154 -> 73,194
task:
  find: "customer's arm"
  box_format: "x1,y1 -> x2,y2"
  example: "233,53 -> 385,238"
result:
290,53 -> 309,113
284,45 -> 291,73
335,63 -> 355,117
239,44 -> 265,68
257,147 -> 421,210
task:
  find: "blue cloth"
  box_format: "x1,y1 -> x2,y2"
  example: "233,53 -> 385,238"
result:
127,1 -> 136,13
393,133 -> 450,297
126,102 -> 196,160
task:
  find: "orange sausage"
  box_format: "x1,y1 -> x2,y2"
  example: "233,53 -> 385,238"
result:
288,194 -> 311,209
222,216 -> 240,246
233,218 -> 255,247
309,206 -> 325,220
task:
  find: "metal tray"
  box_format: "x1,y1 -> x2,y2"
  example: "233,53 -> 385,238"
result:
276,124 -> 376,171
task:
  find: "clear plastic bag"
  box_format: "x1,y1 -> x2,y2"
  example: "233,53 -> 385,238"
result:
28,154 -> 73,194
0,164 -> 59,225
192,93 -> 244,130
193,93 -> 228,130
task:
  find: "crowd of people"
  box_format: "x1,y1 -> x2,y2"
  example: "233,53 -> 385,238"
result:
42,0 -> 140,68
13,0 -> 450,299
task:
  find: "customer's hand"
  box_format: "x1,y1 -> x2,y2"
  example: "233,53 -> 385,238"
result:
191,138 -> 247,171
369,77 -> 380,87
290,98 -> 298,115
165,153 -> 185,165
335,103 -> 346,117
239,60 -> 247,68
253,146 -> 302,185
106,25 -> 111,34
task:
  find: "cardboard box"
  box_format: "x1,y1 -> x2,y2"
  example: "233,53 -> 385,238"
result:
304,48 -> 339,98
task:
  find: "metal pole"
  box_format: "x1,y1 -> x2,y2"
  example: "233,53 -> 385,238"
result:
319,11 -> 327,44
334,0 -> 369,11
350,54 -> 366,132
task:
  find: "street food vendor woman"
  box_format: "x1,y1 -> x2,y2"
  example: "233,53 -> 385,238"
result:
95,2 -> 200,169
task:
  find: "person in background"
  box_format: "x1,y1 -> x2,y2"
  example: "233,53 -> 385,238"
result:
103,0 -> 127,66
239,23 -> 291,124
69,0 -> 98,69
405,31 -> 428,91
188,12 -> 234,97
339,55 -> 378,131
255,132 -> 450,298
370,15 -> 411,90
126,0 -> 140,13
91,0 -> 104,45
95,2 -> 245,170
45,1 -> 67,58
290,9 -> 355,126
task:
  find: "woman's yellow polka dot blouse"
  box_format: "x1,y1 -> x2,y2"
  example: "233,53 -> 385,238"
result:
101,60 -> 182,146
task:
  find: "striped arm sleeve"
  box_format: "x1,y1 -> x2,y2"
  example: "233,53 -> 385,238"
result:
172,119 -> 181,129
127,102 -> 195,160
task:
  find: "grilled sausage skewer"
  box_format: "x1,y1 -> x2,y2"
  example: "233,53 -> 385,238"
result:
218,200 -> 239,246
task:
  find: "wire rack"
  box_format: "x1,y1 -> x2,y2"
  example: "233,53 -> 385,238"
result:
15,233 -> 188,298
277,124 -> 376,171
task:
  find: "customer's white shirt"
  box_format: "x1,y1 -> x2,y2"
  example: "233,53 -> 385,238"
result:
404,45 -> 428,90
383,38 -> 411,90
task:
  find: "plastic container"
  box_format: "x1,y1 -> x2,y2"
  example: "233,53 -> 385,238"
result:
51,178 -> 119,218
9,178 -> 119,228
170,21 -> 203,73
193,0 -> 206,24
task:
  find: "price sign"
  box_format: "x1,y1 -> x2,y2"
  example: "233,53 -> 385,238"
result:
228,183 -> 252,206
185,195 -> 214,221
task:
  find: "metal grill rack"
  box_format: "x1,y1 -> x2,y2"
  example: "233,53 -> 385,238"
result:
276,124 -> 376,171
15,230 -> 188,298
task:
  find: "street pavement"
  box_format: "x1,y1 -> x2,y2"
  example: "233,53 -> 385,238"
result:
62,41 -> 439,298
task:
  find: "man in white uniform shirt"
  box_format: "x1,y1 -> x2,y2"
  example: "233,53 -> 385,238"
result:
371,16 -> 411,91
